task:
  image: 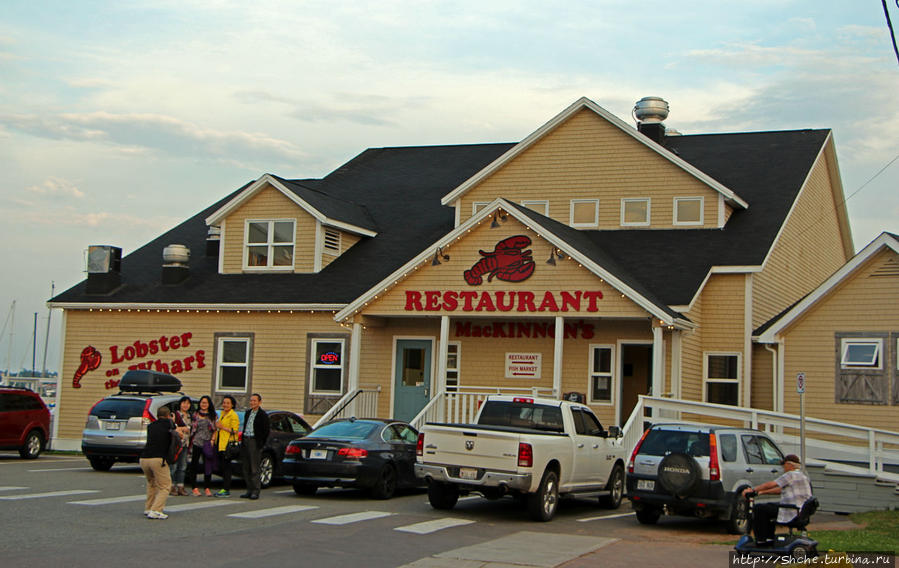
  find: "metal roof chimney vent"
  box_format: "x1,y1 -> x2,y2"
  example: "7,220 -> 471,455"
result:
206,226 -> 221,257
633,96 -> 669,144
162,244 -> 190,285
86,245 -> 123,294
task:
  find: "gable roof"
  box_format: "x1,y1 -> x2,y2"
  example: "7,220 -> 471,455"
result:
335,199 -> 693,328
204,173 -> 379,237
440,97 -> 750,209
755,232 -> 899,342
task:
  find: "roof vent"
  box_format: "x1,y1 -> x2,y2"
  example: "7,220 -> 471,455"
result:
162,244 -> 190,285
85,245 -> 122,295
633,96 -> 669,144
206,226 -> 221,257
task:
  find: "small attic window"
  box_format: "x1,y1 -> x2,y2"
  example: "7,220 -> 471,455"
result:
323,229 -> 341,255
674,197 -> 703,225
521,200 -> 549,216
621,198 -> 650,226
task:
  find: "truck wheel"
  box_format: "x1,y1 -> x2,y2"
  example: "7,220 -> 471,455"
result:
528,469 -> 559,522
635,504 -> 662,525
428,482 -> 459,510
599,464 -> 624,509
726,493 -> 750,534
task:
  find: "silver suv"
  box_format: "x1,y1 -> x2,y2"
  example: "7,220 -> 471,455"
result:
81,371 -> 192,471
625,423 -> 786,533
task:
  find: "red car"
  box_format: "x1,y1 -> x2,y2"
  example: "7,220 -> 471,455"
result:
0,387 -> 51,459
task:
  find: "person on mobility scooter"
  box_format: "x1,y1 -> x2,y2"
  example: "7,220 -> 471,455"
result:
736,454 -> 819,559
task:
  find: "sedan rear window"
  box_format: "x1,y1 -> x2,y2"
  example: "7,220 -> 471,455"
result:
90,399 -> 146,419
308,420 -> 379,439
639,429 -> 709,457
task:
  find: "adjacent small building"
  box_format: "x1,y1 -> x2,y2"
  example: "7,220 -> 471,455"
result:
50,96 -> 878,451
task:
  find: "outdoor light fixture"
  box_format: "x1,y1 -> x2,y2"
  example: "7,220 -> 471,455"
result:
546,246 -> 564,265
490,210 -> 508,228
431,247 -> 450,265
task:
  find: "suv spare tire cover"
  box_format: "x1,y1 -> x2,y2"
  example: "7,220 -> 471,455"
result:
657,452 -> 701,499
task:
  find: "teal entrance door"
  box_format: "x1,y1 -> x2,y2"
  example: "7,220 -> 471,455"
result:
394,339 -> 432,422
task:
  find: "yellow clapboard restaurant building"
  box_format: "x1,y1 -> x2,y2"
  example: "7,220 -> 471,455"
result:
50,95 -> 876,450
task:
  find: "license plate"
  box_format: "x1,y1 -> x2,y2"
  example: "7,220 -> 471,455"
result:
459,467 -> 477,480
308,449 -> 327,460
105,422 -> 121,430
637,479 -> 654,491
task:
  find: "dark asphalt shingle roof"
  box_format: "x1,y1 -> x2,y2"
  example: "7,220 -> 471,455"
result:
51,129 -> 831,309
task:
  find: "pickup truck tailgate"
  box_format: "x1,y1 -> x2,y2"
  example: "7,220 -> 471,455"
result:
421,425 -> 521,471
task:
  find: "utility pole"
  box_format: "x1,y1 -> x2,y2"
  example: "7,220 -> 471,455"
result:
32,312 -> 38,377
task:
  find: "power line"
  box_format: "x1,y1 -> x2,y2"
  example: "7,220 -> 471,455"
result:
884,0 -> 899,67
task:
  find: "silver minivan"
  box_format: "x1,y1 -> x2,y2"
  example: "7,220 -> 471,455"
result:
81,370 -> 192,471
625,423 -> 786,533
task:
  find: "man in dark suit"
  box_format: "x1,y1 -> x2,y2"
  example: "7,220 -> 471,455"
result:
240,393 -> 270,499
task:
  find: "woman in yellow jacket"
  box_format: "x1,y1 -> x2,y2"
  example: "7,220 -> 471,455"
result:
214,395 -> 240,497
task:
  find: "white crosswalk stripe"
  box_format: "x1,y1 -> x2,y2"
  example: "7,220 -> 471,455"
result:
0,486 -> 28,491
228,505 -> 319,519
576,511 -> 635,522
394,518 -> 475,534
28,467 -> 95,472
164,500 -> 246,512
69,494 -> 147,505
0,489 -> 100,500
311,511 -> 394,525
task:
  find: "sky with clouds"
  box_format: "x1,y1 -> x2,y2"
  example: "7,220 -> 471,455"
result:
1,1 -> 897,374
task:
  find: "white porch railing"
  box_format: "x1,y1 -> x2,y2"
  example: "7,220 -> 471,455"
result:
312,385 -> 381,428
620,395 -> 899,475
410,386 -> 555,431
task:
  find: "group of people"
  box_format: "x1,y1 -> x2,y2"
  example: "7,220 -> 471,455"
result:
138,393 -> 271,520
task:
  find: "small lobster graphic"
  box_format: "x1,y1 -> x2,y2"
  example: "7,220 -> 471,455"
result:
464,235 -> 535,285
73,346 -> 102,388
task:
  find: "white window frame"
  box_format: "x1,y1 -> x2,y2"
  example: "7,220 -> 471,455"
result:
840,338 -> 882,369
521,200 -> 549,216
310,338 -> 346,395
674,197 -> 704,226
215,337 -> 251,393
472,202 -> 490,215
323,228 -> 341,256
703,352 -> 741,405
570,199 -> 599,228
620,198 -> 651,226
445,341 -> 460,391
588,344 -> 615,405
243,218 -> 296,271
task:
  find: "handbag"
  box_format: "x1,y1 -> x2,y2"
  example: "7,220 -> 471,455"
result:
223,432 -> 241,460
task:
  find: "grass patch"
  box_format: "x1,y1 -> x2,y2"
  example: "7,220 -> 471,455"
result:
812,510 -> 899,554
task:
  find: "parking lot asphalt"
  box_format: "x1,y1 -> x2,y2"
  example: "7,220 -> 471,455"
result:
1,452 -> 863,568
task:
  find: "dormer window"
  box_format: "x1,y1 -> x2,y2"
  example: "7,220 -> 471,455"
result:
323,228 -> 341,255
621,198 -> 650,226
245,219 -> 295,270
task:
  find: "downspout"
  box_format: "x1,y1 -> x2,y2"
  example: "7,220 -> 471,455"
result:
743,274 -> 753,408
764,343 -> 778,413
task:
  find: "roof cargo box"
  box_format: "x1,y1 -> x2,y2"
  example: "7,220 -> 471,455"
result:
118,370 -> 182,393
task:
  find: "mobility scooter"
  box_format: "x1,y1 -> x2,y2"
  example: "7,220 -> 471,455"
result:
735,491 -> 820,561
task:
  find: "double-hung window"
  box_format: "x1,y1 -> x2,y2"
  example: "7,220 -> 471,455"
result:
704,353 -> 740,406
589,345 -> 614,403
245,219 -> 295,269
215,336 -> 251,393
310,339 -> 345,395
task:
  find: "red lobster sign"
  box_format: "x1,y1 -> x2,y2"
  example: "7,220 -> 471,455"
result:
464,235 -> 535,285
73,346 -> 102,388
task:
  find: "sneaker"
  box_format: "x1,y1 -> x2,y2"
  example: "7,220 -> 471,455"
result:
215,490 -> 230,497
192,488 -> 201,496
144,510 -> 151,517
147,510 -> 169,520
204,488 -> 213,497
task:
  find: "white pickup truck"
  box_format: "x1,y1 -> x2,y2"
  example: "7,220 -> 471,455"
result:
414,395 -> 627,521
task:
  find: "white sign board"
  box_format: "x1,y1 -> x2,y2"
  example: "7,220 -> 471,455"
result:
505,353 -> 542,379
796,372 -> 806,394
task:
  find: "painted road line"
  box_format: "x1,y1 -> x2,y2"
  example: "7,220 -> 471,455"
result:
576,511 -> 635,522
0,486 -> 29,491
28,467 -> 94,472
311,511 -> 394,525
272,489 -> 296,495
395,518 -> 476,535
0,458 -> 85,465
228,505 -> 319,519
0,490 -> 100,500
164,500 -> 246,512
69,494 -> 147,505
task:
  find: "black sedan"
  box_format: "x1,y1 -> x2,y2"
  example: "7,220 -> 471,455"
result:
281,418 -> 422,499
221,410 -> 311,488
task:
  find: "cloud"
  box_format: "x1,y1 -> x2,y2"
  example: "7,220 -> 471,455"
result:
27,176 -> 84,198
0,111 -> 307,164
232,90 -> 403,126
9,205 -> 179,231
